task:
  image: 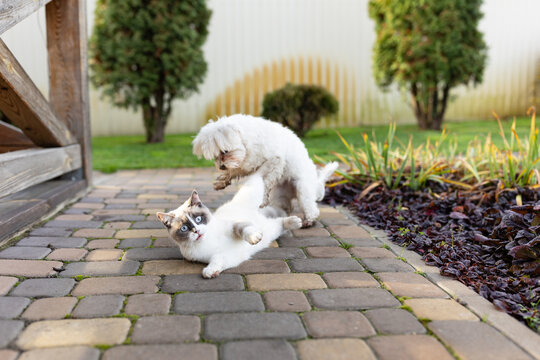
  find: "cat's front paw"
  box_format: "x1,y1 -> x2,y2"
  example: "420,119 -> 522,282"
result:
284,216 -> 302,230
244,230 -> 263,245
202,265 -> 222,279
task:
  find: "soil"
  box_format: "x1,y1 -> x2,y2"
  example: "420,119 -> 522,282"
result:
325,182 -> 540,331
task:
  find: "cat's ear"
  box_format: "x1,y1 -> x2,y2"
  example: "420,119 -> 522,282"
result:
156,212 -> 174,228
189,190 -> 201,207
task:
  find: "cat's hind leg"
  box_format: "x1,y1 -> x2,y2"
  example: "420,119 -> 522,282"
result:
233,221 -> 263,245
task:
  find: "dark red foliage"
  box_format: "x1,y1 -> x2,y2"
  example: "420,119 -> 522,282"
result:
325,183 -> 540,331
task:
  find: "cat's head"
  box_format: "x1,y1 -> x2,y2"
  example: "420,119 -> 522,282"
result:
156,190 -> 212,244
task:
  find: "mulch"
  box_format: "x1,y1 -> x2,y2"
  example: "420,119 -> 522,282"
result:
325,182 -> 540,331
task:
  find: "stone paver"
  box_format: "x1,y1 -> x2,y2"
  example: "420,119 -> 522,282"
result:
205,312 -> 306,340
2,169 -> 535,360
263,291 -> 311,312
46,248 -> 88,261
405,298 -> 479,321
11,278 -> 75,297
322,272 -> 379,288
16,319 -> 131,349
297,339 -> 376,360
303,311 -> 376,338
174,291 -> 264,314
72,295 -> 124,318
378,272 -> 449,298
246,274 -> 327,291
102,344 -> 217,360
308,288 -> 400,310
368,335 -> 454,360
21,297 -> 77,321
365,308 -> 426,334
72,276 -> 160,296
125,293 -> 171,315
221,340 -> 296,360
131,315 -> 200,343
0,276 -> 18,295
17,347 -> 99,360
0,297 -> 30,319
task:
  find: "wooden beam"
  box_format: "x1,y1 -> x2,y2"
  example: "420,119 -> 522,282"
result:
0,144 -> 81,198
0,120 -> 35,153
46,0 -> 92,184
0,39 -> 76,147
0,0 -> 52,35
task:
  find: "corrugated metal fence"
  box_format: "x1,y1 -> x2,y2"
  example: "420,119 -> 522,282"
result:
2,0 -> 540,136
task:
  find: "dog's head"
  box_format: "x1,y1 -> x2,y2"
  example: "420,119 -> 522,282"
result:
192,120 -> 246,170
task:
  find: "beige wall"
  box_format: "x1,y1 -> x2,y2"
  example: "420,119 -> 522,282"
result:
2,0 -> 540,136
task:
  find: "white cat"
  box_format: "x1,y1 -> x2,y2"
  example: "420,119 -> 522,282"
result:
157,173 -> 302,278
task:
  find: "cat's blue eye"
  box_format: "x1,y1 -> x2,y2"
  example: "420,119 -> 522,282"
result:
180,225 -> 188,232
195,216 -> 202,223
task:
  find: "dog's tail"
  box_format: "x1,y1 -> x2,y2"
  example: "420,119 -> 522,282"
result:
316,161 -> 339,201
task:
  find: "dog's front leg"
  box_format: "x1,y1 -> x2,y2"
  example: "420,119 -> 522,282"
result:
213,172 -> 232,190
257,156 -> 284,207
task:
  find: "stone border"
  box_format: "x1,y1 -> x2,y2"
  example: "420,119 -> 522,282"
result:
337,205 -> 540,359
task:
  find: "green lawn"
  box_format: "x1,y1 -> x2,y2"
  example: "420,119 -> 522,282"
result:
92,117 -> 534,172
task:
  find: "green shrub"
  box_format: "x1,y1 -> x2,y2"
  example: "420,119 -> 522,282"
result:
369,0 -> 487,130
262,83 -> 339,138
90,0 -> 211,143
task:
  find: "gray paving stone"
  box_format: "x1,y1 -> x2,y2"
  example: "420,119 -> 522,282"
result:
131,221 -> 162,229
92,215 -> 146,222
72,295 -> 124,318
29,228 -> 72,237
429,320 -> 533,360
16,237 -> 87,248
205,312 -> 307,340
102,344 -> 217,360
161,274 -> 244,293
362,258 -> 414,272
11,279 -> 75,297
118,238 -> 152,248
0,247 -> 51,260
0,320 -> 24,347
303,311 -> 376,338
221,340 -> 297,360
278,237 -> 339,247
289,258 -> 363,272
364,308 -> 426,334
123,248 -> 183,261
63,208 -> 91,215
59,260 -> 140,277
125,294 -> 171,315
44,220 -> 103,229
174,291 -> 264,314
308,288 -> 400,310
0,297 -> 30,318
344,238 -> 382,247
252,247 -> 306,260
105,204 -> 137,209
131,315 -> 200,343
17,346 -> 100,360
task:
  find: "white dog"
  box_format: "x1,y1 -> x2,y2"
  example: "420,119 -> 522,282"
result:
192,114 -> 338,227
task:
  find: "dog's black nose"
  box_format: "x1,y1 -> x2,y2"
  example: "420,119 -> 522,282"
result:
220,164 -> 226,170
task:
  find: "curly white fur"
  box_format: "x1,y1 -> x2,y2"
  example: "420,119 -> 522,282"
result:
192,114 -> 338,227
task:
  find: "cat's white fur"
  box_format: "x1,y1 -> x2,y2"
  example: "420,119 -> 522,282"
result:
158,173 -> 302,278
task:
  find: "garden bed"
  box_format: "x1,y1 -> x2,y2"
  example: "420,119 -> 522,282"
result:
325,182 -> 540,331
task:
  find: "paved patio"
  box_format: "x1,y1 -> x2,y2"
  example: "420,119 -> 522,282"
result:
0,168 -> 538,360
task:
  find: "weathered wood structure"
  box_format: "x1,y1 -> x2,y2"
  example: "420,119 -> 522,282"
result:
0,0 -> 91,242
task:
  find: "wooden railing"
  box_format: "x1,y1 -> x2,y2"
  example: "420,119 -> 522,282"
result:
0,0 -> 91,198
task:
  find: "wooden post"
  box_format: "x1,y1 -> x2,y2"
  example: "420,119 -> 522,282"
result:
46,0 -> 92,184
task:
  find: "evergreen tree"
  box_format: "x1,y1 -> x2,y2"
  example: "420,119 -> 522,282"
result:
90,0 -> 211,142
369,0 -> 487,130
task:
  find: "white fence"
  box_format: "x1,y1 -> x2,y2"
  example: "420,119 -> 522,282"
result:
2,0 -> 540,136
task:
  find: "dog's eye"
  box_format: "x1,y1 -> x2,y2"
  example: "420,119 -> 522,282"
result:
195,216 -> 203,223
180,225 -> 188,232
222,150 -> 228,154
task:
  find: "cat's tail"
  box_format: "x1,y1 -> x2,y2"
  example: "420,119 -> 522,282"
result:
315,162 -> 339,201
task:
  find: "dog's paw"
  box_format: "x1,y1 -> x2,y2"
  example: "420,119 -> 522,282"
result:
213,180 -> 229,191
202,265 -> 222,279
284,216 -> 302,230
301,219 -> 315,228
244,230 -> 263,245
